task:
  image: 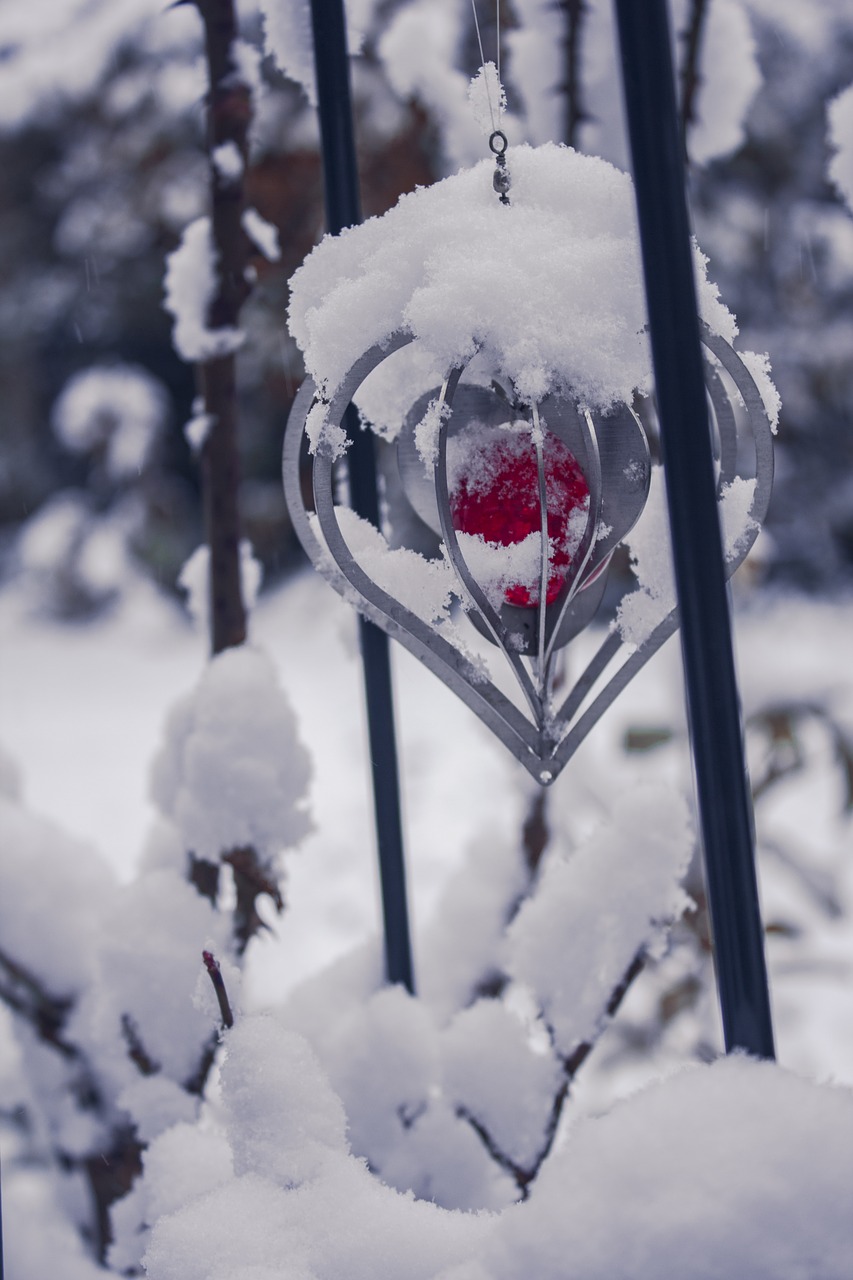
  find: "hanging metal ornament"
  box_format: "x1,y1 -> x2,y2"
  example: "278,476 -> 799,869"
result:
283,143 -> 775,786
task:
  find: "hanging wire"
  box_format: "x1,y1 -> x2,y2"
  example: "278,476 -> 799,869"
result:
469,0 -> 497,133
470,0 -> 511,204
496,0 -> 502,101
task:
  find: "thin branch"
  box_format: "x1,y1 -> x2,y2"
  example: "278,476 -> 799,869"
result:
679,0 -> 709,157
458,949 -> 646,1197
455,1103 -> 531,1194
521,789 -> 549,876
184,1033 -> 220,1096
0,946 -> 76,1059
189,854 -> 221,905
121,1014 -> 161,1076
222,845 -> 284,953
562,950 -> 645,1076
561,0 -> 588,149
0,949 -> 146,1261
82,1129 -> 144,1265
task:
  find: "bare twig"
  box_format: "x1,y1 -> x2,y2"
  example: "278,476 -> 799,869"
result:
202,950 -> 234,1029
455,1102 -> 531,1193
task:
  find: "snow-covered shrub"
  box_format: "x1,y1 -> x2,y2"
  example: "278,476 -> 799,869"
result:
52,364 -> 168,481
267,783 -> 692,1213
15,363 -> 172,617
136,1020 -> 853,1280
0,625 -> 313,1266
15,489 -> 143,617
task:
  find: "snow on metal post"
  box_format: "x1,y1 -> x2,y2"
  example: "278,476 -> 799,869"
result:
309,0 -> 415,993
612,0 -> 775,1057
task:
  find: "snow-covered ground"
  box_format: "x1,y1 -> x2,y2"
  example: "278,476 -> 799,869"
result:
3,566 -> 853,1084
4,560 -> 853,1278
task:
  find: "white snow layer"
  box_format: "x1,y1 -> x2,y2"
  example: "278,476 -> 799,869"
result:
378,0 -> 515,172
177,541 -> 263,637
505,0 -> 567,147
466,63 -> 506,138
0,792 -> 116,996
473,1053 -> 853,1280
288,143 -> 737,455
828,82 -> 853,212
212,141 -> 243,184
0,0 -> 201,131
673,0 -> 761,165
615,467 -> 759,649
163,217 -> 244,363
506,783 -> 692,1055
183,395 -> 214,452
139,1016 -> 853,1280
242,207 -> 281,262
259,0 -> 375,106
308,508 -> 478,663
566,0 -> 761,172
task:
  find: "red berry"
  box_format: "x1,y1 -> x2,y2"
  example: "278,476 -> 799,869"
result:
449,429 -> 590,606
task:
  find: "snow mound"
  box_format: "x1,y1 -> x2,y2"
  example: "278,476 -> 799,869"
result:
480,1053 -> 853,1280
140,1029 -> 853,1280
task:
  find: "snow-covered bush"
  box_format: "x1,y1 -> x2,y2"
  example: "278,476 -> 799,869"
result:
134,1019 -> 853,1280
14,363 -> 171,617
0,627 -> 313,1265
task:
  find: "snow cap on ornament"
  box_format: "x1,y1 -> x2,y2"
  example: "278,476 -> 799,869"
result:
284,139 -> 774,785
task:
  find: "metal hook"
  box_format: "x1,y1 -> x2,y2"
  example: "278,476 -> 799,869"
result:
489,130 -> 511,204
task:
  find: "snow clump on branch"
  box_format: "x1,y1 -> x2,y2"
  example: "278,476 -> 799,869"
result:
163,217 -> 244,362
828,81 -> 853,212
150,646 -> 312,865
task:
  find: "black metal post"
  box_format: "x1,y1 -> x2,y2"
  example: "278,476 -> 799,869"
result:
612,0 -> 774,1056
309,0 -> 415,993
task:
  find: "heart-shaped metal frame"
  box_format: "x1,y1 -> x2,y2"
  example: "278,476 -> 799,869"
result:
283,325 -> 773,785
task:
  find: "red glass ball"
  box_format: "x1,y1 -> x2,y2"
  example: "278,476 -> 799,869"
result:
450,430 -> 590,606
